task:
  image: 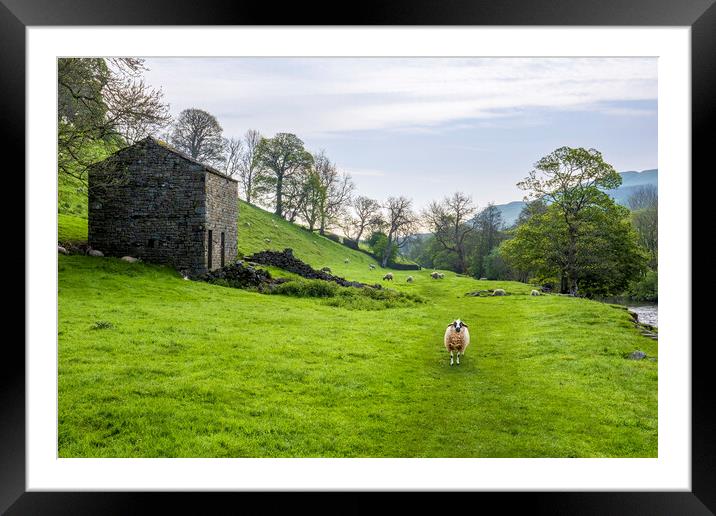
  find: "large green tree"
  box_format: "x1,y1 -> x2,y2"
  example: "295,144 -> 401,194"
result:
502,199 -> 647,297
255,133 -> 314,218
516,146 -> 623,294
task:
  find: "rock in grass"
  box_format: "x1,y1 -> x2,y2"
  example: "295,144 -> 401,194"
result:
88,249 -> 104,257
58,245 -> 69,255
628,350 -> 647,360
121,256 -> 140,263
492,288 -> 506,296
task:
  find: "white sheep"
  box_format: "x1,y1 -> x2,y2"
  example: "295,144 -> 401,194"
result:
444,319 -> 470,366
493,288 -> 506,296
431,271 -> 440,279
438,273 -> 444,279
369,264 -> 376,270
406,276 -> 414,283
530,289 -> 541,296
121,256 -> 140,263
383,273 -> 394,281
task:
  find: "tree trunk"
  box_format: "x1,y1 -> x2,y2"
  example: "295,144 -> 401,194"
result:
319,214 -> 326,235
381,239 -> 393,267
275,174 -> 283,217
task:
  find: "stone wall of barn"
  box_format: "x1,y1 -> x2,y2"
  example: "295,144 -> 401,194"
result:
204,171 -> 238,270
88,139 -> 210,275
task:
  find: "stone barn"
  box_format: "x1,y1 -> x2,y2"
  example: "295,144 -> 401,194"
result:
88,136 -> 238,275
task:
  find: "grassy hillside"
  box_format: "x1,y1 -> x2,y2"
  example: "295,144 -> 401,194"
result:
237,201 -> 382,278
57,198 -> 658,458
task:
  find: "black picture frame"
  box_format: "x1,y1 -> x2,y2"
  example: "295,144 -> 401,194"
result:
4,0 -> 713,513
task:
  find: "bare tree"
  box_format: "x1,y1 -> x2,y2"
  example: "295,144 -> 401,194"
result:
627,184 -> 658,211
342,196 -> 382,242
170,108 -> 226,168
423,192 -> 477,274
224,137 -> 243,179
628,185 -> 658,268
312,151 -> 355,235
382,196 -> 418,267
237,129 -> 263,205
58,57 -> 171,184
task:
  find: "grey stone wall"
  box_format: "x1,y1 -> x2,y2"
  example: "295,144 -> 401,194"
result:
205,171 -> 238,270
88,137 -> 238,275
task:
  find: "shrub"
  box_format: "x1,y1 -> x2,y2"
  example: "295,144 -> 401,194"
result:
627,270 -> 657,302
325,233 -> 342,243
342,238 -> 359,250
270,279 -> 339,298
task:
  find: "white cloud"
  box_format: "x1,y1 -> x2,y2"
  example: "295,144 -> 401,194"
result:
143,57 -> 657,138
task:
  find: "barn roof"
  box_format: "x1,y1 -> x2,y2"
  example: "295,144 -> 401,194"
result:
92,136 -> 238,183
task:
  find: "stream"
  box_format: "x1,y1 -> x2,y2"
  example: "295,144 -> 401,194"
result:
627,304 -> 658,327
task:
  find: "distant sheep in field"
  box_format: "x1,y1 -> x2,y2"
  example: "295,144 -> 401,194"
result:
492,288 -> 506,296
406,276 -> 414,283
530,289 -> 541,296
344,258 -> 350,264
444,319 -> 470,366
431,271 -> 440,279
438,273 -> 444,279
369,264 -> 376,270
383,273 -> 394,281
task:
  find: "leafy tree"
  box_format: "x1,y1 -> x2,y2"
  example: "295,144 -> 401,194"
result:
517,146 -> 622,294
58,58 -> 170,185
368,232 -> 397,265
170,108 -> 226,167
422,192 -> 477,274
255,133 -> 314,218
502,201 -> 647,297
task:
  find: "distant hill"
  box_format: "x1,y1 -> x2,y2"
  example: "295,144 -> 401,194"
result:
495,169 -> 658,227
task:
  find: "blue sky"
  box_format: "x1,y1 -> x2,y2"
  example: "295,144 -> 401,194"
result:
143,57 -> 657,210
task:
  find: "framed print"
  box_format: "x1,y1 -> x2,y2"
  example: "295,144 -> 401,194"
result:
4,0 -> 714,513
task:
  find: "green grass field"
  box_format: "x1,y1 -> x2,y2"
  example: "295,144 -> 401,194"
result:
57,200 -> 658,457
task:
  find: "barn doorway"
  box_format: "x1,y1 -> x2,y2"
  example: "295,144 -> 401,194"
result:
207,229 -> 213,269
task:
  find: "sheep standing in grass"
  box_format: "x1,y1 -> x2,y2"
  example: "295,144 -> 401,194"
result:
444,319 -> 470,366
383,273 -> 394,281
438,273 -> 444,279
530,289 -> 540,296
406,276 -> 414,283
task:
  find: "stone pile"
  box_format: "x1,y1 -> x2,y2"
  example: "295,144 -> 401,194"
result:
245,248 -> 380,289
198,260 -> 280,289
